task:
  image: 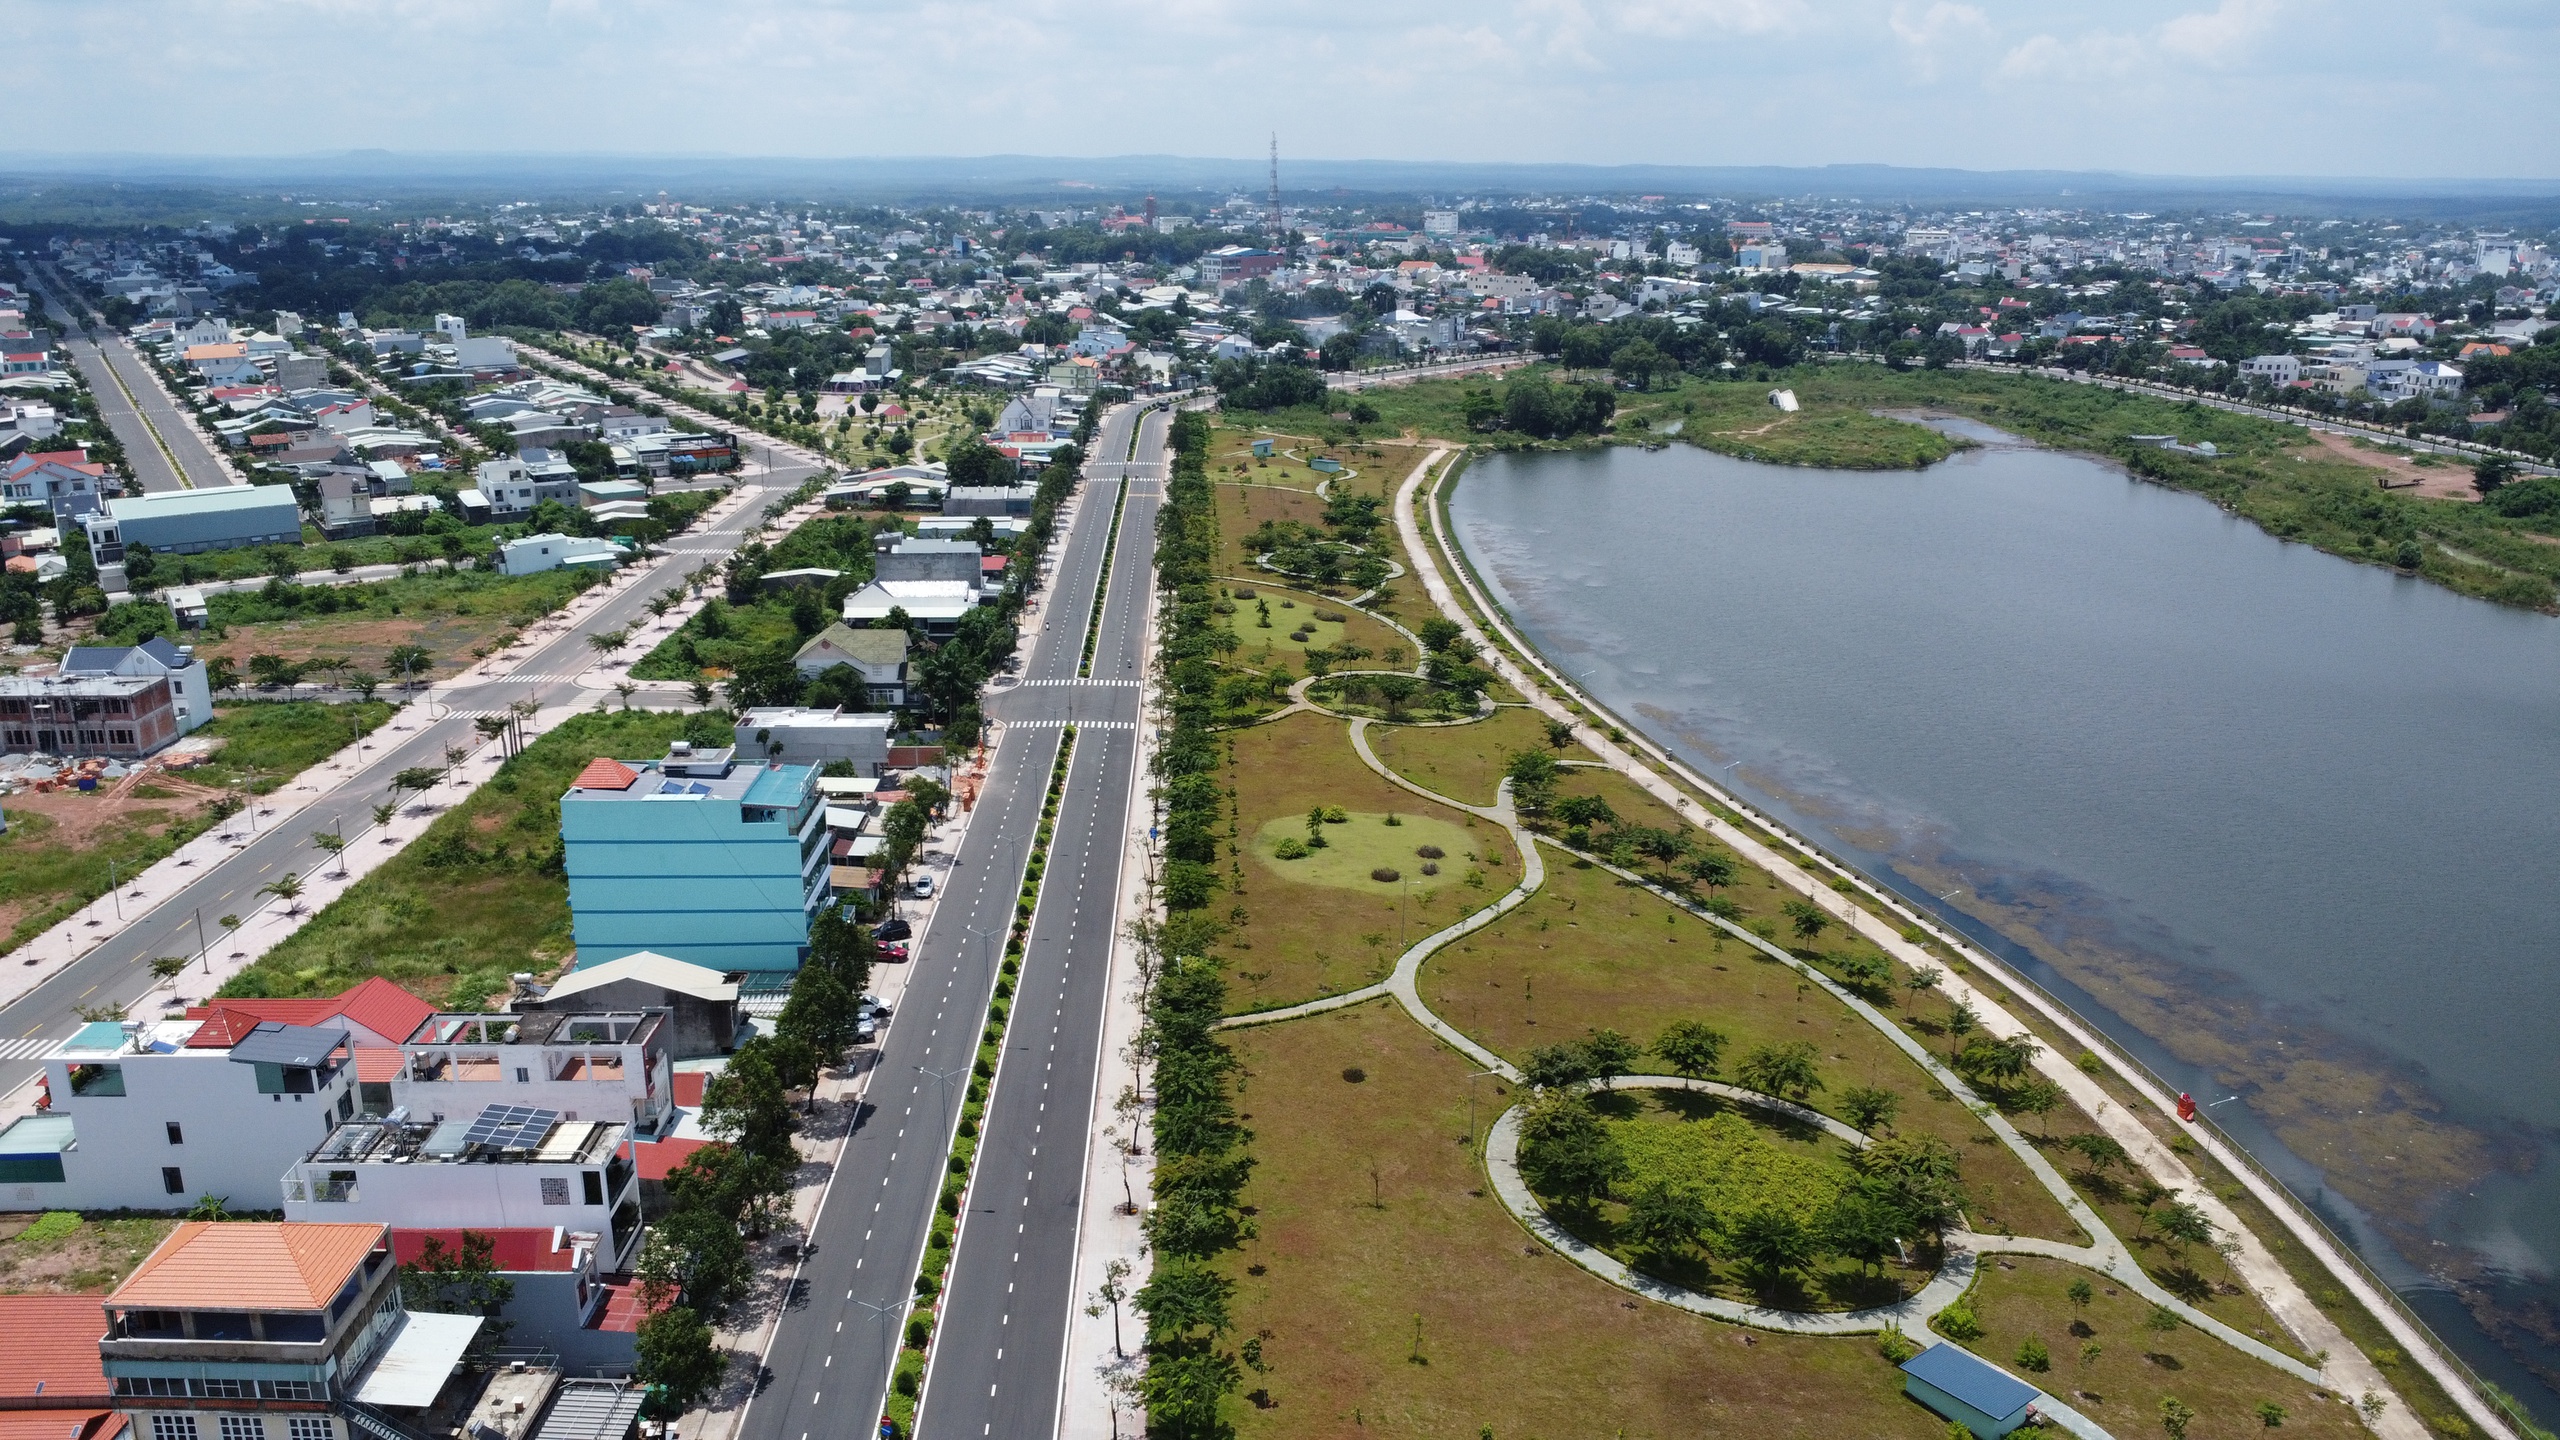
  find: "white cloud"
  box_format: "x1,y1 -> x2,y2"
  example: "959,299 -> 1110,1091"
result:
2159,0 -> 2283,63
1890,2 -> 1991,80
1996,28 -> 2143,80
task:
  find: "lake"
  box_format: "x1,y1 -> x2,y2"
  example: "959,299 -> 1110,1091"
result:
1448,422 -> 2560,1421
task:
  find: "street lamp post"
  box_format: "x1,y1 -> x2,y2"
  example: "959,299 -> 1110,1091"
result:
916,1063 -> 966,1137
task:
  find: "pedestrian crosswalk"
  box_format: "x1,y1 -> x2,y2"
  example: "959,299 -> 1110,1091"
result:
0,1036 -> 62,1062
1001,719 -> 1138,731
1007,678 -> 1141,688
476,673 -> 587,684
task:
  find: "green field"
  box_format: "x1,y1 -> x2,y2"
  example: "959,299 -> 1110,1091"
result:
221,708 -> 714,1009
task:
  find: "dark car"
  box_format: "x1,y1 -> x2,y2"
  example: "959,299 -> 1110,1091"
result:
873,918 -> 913,942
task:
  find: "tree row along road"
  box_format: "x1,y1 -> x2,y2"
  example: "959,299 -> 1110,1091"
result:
734,403 -> 1160,1440
0,450 -> 815,1103
30,266 -> 239,492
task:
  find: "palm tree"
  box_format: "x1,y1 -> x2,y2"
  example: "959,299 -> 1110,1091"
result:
258,873 -> 307,918
310,831 -> 348,878
615,681 -> 638,710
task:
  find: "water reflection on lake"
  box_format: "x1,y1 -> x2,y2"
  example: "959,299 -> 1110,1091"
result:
1448,427 -> 2560,1419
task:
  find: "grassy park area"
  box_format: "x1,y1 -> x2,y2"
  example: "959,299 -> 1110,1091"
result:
219,708 -> 708,1009
1152,410 -> 2368,1437
0,1212 -> 182,1294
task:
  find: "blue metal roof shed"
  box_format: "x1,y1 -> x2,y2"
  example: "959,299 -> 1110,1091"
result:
1901,1343 -> 2041,1438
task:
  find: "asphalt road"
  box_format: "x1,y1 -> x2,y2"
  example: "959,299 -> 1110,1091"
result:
736,402 -> 1155,1440
27,266 -> 237,493
0,453 -> 810,1091
912,406 -> 1163,1440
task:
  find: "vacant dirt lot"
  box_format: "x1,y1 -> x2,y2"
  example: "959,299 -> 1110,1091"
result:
2301,430 -> 2480,500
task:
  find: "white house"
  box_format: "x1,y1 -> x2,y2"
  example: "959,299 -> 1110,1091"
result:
280,1104 -> 643,1270
497,533 -> 626,577
840,579 -> 979,637
2240,355 -> 2303,386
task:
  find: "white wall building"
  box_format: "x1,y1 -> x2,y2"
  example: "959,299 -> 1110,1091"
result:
281,1105 -> 642,1270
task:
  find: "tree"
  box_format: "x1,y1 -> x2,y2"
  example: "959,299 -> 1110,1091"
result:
2063,1131 -> 2130,1178
1087,1257 -> 1134,1357
2012,1077 -> 2063,1135
1369,672 -> 1421,719
1854,1135 -> 1968,1238
384,644 -> 434,685
258,872 -> 306,916
1685,850 -> 1736,889
1781,898 -> 1832,943
1503,749 -> 1559,815
635,1306 -> 725,1419
1514,1090 -> 1624,1205
1579,1027 -> 1643,1078
1822,1188 -> 1906,1275
1839,1085 -> 1902,1134
399,1231 -> 516,1345
700,1037 -> 796,1163
2150,1198 -> 2215,1253
1141,1349 -> 1243,1440
2473,455 -> 2517,496
774,964 -> 860,1075
1944,999 -> 1980,1057
1725,1206 -> 1817,1289
1520,1043 -> 1599,1092
2255,1401 -> 2288,1428
1735,1041 -> 1824,1101
343,669 -> 381,702
1544,718 -> 1576,750
1651,1019 -> 1728,1079
310,830 -> 347,877
2158,1396 -> 2196,1440
204,655 -> 240,692
1621,1181 -> 1710,1261
1135,1262 -> 1234,1347
1551,793 -> 1618,831
1904,964 -> 1942,1013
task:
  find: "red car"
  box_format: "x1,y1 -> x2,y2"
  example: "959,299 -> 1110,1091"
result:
878,943 -> 911,962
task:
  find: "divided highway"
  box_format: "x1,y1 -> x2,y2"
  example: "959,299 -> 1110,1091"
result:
913,406 -> 1164,1439
26,266 -> 237,493
738,403 -> 1160,1440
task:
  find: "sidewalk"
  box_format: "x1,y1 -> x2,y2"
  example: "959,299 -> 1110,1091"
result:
1055,544 -> 1162,1440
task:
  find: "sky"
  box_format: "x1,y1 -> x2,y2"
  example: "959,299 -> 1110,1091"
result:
10,0 -> 2556,180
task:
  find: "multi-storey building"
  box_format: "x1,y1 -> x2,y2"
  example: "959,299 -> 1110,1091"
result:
558,742 -> 825,975
390,1010 -> 675,1139
99,1221 -> 477,1440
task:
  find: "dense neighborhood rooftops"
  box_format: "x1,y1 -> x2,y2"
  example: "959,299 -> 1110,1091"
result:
113,1221 -> 387,1311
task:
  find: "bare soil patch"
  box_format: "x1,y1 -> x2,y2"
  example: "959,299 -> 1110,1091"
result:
2301,431 -> 2478,500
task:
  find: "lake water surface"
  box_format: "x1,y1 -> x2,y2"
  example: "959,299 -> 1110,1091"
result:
1449,424 -> 2560,1419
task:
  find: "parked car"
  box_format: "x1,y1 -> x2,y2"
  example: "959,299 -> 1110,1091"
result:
873,918 -> 912,942
878,943 -> 911,962
909,875 -> 935,899
856,1017 -> 877,1044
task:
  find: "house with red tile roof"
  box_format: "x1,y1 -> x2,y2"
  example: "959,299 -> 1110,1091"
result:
0,1294 -> 122,1440
0,982 -> 430,1213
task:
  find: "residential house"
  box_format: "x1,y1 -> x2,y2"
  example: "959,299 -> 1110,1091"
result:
0,1014 -> 359,1212
513,951 -> 739,1059
733,707 -> 894,774
391,1008 -> 675,1140
2240,355 -> 2302,386
1,663 -> 189,759
316,475 -> 373,540
387,1229 -> 635,1372
280,1105 -> 642,1271
58,637 -> 213,734
874,536 -> 984,588
790,623 -> 908,706
4,449 -> 118,526
0,1293 -> 124,1440
101,1221 -> 474,1440
473,457 -> 579,519
496,534 -> 626,578
839,580 -> 977,637
559,742 -> 827,974
941,486 -> 1031,518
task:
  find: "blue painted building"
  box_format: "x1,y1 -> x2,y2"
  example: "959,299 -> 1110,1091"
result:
560,741 -> 827,974
1900,1342 -> 2042,1438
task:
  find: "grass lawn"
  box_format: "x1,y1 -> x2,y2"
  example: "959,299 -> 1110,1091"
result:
1222,999 -> 1947,1440
222,709 -> 700,1009
1214,482 -> 1327,577
1251,810 -> 1480,894
0,701 -> 390,957
1222,584 -> 1408,674
1957,1256 -> 2363,1440
1531,1089 -> 1936,1313
0,1212 -> 181,1293
1368,705 -> 1559,808
1224,710 -> 1516,1014
1416,855 -> 2085,1244
2041,1141 -> 2309,1352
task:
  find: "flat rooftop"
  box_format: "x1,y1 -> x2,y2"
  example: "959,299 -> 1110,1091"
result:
404,1011 -> 661,1047
306,1104 -> 627,1167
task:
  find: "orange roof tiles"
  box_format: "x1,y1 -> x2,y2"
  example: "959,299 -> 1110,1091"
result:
572,757 -> 640,791
354,1046 -> 404,1083
0,1295 -> 111,1401
183,977 -> 433,1050
112,1222 -> 384,1311
0,1415 -> 123,1440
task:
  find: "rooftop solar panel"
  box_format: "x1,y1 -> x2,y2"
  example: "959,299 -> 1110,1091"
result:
463,1104 -> 560,1153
